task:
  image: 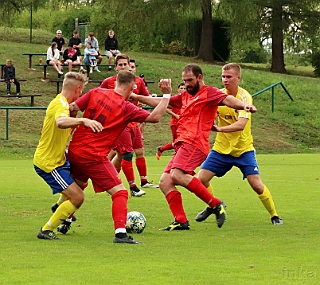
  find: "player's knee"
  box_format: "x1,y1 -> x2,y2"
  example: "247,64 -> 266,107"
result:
123,152 -> 134,161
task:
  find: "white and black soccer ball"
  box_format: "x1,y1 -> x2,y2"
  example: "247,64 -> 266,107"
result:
126,211 -> 146,234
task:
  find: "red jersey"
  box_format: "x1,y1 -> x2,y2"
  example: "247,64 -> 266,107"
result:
169,85 -> 228,155
170,106 -> 181,127
100,75 -> 149,96
100,75 -> 150,128
68,87 -> 150,160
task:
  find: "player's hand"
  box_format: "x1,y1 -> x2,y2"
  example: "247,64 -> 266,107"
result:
244,104 -> 257,113
83,119 -> 103,132
129,93 -> 138,102
158,79 -> 172,94
211,125 -> 220,132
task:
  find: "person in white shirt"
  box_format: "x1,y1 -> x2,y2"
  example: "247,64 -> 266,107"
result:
47,42 -> 63,77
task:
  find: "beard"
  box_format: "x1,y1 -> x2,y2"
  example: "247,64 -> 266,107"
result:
186,81 -> 200,95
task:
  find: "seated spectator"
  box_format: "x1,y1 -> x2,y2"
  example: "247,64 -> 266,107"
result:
104,29 -> 120,72
4,59 -> 20,97
84,42 -> 98,73
68,30 -> 85,73
46,42 -> 63,77
52,30 -> 65,55
63,43 -> 81,72
84,32 -> 102,72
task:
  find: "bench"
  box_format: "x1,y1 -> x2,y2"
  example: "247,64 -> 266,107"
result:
22,53 -> 47,69
0,79 -> 27,83
50,79 -> 103,94
35,64 -> 109,80
0,94 -> 42,106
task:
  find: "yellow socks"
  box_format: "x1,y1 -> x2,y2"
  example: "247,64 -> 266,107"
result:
56,193 -> 67,206
42,200 -> 77,231
258,186 -> 278,217
207,184 -> 214,195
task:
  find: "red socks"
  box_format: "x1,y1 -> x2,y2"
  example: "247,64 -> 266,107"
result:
166,190 -> 188,223
111,190 -> 128,230
121,159 -> 135,185
186,177 -> 220,207
135,157 -> 147,178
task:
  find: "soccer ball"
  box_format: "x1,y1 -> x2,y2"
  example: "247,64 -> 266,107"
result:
126,211 -> 146,234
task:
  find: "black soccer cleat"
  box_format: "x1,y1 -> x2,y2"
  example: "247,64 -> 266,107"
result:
271,216 -> 283,225
57,220 -> 72,234
113,235 -> 142,244
37,228 -> 60,240
159,220 -> 190,231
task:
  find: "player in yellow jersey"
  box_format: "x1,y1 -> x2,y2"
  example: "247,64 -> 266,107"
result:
195,63 -> 283,225
33,72 -> 103,240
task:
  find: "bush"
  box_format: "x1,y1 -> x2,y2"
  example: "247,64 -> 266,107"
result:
162,40 -> 193,56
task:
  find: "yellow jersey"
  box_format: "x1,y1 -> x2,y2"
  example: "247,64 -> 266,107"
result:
212,87 -> 254,157
33,94 -> 71,172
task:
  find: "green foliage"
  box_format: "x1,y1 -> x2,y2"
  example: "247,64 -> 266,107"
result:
162,40 -> 194,56
311,51 -> 320,77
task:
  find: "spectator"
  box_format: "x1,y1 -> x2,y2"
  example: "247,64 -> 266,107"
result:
104,29 -> 120,72
52,30 -> 65,55
84,42 -> 98,74
68,30 -> 85,73
63,43 -> 81,72
46,42 -> 64,77
84,32 -> 102,72
4,59 -> 20,97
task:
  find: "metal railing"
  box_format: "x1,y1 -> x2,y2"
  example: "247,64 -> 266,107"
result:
0,106 -> 47,140
252,81 -> 294,113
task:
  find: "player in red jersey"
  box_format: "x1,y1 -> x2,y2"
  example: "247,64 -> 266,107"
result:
156,82 -> 185,160
101,54 -> 158,198
68,71 -> 172,243
130,64 -> 257,231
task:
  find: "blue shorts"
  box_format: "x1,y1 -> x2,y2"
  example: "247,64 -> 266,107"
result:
34,159 -> 75,194
200,150 -> 260,179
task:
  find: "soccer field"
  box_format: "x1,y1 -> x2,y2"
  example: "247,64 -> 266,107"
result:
0,154 -> 319,284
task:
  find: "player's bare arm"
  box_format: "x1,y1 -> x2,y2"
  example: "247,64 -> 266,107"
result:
56,116 -> 103,132
212,117 -> 248,133
222,95 -> 257,113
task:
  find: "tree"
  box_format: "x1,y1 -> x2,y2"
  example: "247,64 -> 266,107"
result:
219,0 -> 320,73
196,0 -> 214,61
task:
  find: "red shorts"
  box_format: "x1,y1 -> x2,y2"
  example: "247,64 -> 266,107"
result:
68,150 -> 122,193
115,124 -> 143,154
164,142 -> 207,176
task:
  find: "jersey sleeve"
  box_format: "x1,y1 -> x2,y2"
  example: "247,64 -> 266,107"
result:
135,77 -> 150,96
207,86 -> 228,105
123,101 -> 150,123
169,93 -> 182,108
75,90 -> 93,111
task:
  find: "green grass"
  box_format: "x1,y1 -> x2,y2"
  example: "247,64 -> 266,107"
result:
0,154 -> 319,284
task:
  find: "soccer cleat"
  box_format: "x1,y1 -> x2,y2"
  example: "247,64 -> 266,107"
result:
271,216 -> 283,225
37,228 -> 60,240
156,146 -> 163,160
141,181 -> 159,188
195,201 -> 227,223
57,220 -> 72,234
159,220 -> 190,231
212,202 -> 227,228
130,185 -> 146,197
113,235 -> 142,244
51,203 -> 77,222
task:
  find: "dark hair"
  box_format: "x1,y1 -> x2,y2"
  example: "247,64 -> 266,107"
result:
51,42 -> 57,57
182,64 -> 203,78
115,54 -> 130,66
178,82 -> 185,88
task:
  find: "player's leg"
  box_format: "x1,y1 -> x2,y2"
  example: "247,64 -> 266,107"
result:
133,126 -> 158,188
239,150 -> 283,225
35,162 -> 84,240
85,157 -> 142,244
158,171 -> 190,231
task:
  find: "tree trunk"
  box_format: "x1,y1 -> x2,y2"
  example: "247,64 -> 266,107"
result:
196,0 -> 214,62
271,1 -> 287,73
